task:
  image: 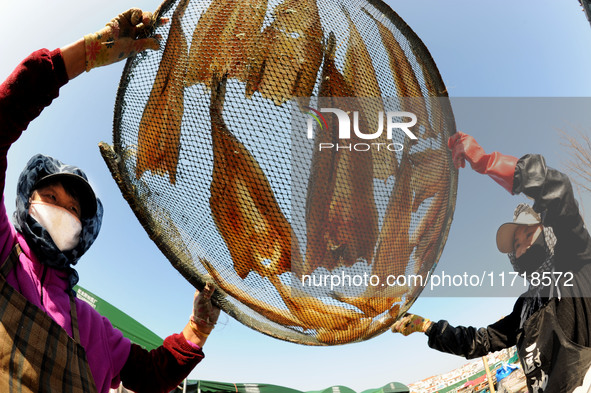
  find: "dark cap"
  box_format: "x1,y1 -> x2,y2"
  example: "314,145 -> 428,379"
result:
33,173 -> 97,219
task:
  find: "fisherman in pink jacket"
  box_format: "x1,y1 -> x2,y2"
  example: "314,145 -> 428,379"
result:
0,8 -> 220,393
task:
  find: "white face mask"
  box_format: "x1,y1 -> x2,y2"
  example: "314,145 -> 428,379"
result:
29,201 -> 82,251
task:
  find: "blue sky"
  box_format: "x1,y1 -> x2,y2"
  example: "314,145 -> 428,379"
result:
1,0 -> 591,391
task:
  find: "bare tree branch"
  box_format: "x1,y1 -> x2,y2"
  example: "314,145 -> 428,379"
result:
560,129 -> 591,194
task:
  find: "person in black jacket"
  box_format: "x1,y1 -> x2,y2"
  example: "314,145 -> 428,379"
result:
391,132 -> 591,393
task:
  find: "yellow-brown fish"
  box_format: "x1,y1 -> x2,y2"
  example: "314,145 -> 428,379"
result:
136,0 -> 189,184
246,0 -> 323,106
199,258 -> 304,327
409,147 -> 449,212
186,0 -> 268,88
305,33 -> 378,273
371,153 -> 414,281
362,8 -> 436,139
341,7 -> 398,181
411,188 -> 448,273
329,291 -> 404,317
315,317 -> 372,344
209,75 -> 300,279
270,276 -> 364,331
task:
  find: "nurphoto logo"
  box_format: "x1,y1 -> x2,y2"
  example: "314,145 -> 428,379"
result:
304,106 -> 418,152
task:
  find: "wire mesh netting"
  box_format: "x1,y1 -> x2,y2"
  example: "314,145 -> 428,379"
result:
101,0 -> 457,345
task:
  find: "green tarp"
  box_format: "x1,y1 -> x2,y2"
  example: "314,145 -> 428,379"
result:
360,382 -> 410,393
73,287 -> 407,393
174,380 -> 409,393
307,386 -> 358,393
74,285 -> 163,351
196,380 -> 303,393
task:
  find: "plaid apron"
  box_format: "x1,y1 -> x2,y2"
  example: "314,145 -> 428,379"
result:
0,244 -> 98,393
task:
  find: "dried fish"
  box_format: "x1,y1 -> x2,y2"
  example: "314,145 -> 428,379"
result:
199,258 -> 304,327
304,35 -> 343,274
135,0 -> 189,184
402,148 -> 451,289
408,27 -> 452,142
362,9 -> 436,139
315,318 -> 372,344
341,7 -> 398,181
270,276 -> 363,330
411,188 -> 448,272
305,33 -> 378,273
341,8 -> 380,100
414,41 -> 447,98
318,33 -> 353,99
371,153 -> 414,281
209,75 -> 300,279
246,0 -> 323,106
409,147 -> 449,212
329,291 -> 404,317
369,303 -> 400,333
186,0 -> 268,88
388,303 -> 402,320
324,144 -> 378,268
304,115 -> 339,272
317,302 -> 403,344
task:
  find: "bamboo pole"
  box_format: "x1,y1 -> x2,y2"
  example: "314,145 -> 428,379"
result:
482,355 -> 496,393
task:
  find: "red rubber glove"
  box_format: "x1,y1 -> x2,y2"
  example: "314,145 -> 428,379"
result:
448,132 -> 518,194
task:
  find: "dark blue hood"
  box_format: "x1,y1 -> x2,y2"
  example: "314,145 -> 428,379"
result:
13,154 -> 103,291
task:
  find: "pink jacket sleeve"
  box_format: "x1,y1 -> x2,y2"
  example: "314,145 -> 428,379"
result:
119,334 -> 205,393
0,48 -> 69,264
